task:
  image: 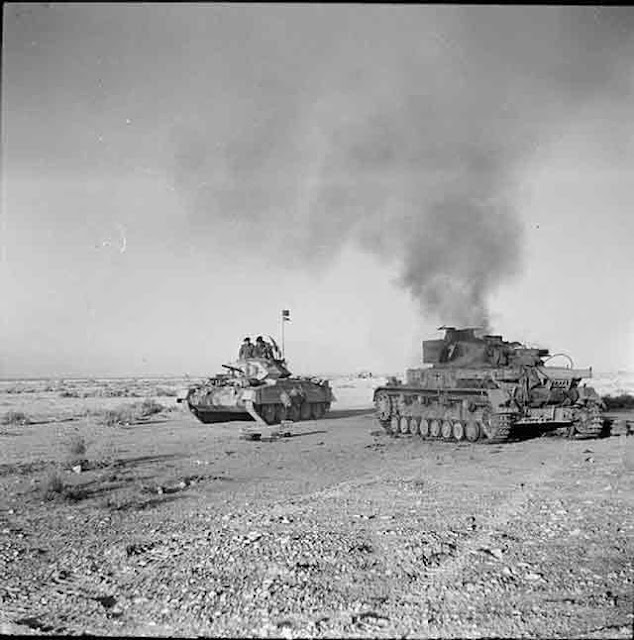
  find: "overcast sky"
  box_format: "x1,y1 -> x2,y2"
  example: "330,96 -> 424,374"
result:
2,3 -> 634,378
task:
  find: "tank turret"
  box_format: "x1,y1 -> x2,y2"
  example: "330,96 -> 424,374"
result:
374,327 -> 605,443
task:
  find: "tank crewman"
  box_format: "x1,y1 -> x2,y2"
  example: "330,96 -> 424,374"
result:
254,336 -> 274,360
238,337 -> 255,360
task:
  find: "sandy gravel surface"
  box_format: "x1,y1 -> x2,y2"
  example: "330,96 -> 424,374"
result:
1,407 -> 633,638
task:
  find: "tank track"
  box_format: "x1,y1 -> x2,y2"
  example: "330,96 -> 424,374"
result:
572,403 -> 605,439
376,411 -> 512,444
376,405 -> 608,443
254,401 -> 330,426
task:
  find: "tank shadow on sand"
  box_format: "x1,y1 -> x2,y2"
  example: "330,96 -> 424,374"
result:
277,429 -> 327,439
110,453 -> 185,468
326,408 -> 375,420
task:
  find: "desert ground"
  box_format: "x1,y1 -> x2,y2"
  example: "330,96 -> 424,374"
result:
1,376 -> 633,638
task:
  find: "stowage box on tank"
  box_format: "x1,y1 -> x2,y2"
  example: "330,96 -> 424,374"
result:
373,327 -> 606,443
179,355 -> 334,427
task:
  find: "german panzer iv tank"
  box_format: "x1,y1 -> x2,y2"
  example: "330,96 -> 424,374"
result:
373,327 -> 606,444
179,353 -> 334,430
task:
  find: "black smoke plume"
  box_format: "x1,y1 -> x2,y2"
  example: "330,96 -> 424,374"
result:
171,6 -> 634,327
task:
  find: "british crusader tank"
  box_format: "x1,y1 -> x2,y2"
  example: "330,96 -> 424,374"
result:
179,343 -> 334,427
374,327 -> 606,443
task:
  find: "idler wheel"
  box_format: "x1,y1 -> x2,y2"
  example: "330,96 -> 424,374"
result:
419,419 -> 430,438
430,419 -> 441,438
399,416 -> 411,434
452,421 -> 465,441
441,420 -> 453,440
465,421 -> 481,442
300,402 -> 312,421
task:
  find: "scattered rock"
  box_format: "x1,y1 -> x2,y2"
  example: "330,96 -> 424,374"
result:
525,572 -> 543,581
487,548 -> 504,561
246,531 -> 263,543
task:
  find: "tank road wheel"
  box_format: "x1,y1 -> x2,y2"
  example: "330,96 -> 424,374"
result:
465,420 -> 480,442
399,416 -> 411,435
300,402 -> 312,421
411,417 -> 421,436
441,420 -> 453,440
430,419 -> 441,438
419,419 -> 430,439
483,414 -> 513,444
464,420 -> 482,442
452,421 -> 465,441
260,404 -> 277,425
390,416 -> 400,435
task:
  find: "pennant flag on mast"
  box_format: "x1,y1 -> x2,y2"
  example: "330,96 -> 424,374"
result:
282,309 -> 291,322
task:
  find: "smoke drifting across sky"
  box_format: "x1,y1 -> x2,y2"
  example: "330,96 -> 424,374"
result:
171,6 -> 634,327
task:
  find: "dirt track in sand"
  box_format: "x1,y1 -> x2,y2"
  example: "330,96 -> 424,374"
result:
1,408 -> 633,637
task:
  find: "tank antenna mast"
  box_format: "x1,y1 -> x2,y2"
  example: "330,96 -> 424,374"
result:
281,309 -> 291,359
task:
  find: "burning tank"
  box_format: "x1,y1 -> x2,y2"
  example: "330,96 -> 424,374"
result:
179,342 -> 334,428
373,327 -> 606,443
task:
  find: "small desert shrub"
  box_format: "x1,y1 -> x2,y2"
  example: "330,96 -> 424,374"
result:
42,469 -> 65,499
41,469 -> 88,502
67,433 -> 87,459
6,385 -> 37,394
164,404 -> 181,413
140,398 -> 164,416
1,410 -> 31,426
154,387 -> 178,397
59,388 -> 81,398
95,399 -> 165,426
603,393 -> 634,411
99,406 -> 137,427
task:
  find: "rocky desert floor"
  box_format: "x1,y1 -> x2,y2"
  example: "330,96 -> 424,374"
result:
1,378 -> 633,638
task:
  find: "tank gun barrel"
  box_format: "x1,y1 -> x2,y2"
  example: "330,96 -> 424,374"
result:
222,364 -> 245,374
